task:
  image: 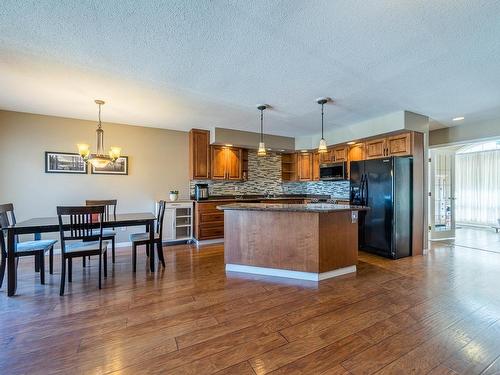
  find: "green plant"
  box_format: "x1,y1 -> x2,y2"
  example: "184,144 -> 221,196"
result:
170,190 -> 179,194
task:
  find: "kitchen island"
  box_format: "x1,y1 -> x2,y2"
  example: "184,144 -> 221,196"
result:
218,203 -> 368,281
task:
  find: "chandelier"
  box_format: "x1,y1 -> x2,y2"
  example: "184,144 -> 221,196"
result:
77,100 -> 121,168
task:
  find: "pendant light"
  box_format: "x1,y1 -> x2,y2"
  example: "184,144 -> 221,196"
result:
257,104 -> 268,156
317,97 -> 329,153
77,100 -> 121,168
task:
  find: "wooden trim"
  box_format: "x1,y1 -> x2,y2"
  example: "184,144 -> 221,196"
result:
411,131 -> 424,256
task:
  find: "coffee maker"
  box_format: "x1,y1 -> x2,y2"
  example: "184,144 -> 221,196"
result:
194,184 -> 209,201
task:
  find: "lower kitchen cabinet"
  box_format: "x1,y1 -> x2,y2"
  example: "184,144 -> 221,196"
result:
159,201 -> 194,242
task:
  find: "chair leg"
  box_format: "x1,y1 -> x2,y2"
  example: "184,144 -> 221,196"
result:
39,252 -> 45,285
132,243 -> 137,273
104,250 -> 108,278
112,237 -> 116,263
0,256 -> 6,289
49,247 -> 54,275
34,253 -> 40,272
68,257 -> 72,283
82,255 -> 86,268
60,257 -> 66,296
98,252 -> 102,289
157,241 -> 165,268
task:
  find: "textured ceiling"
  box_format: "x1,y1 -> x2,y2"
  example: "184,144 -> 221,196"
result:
1,0 -> 500,136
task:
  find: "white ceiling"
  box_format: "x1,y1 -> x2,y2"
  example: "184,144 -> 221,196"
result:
1,0 -> 500,136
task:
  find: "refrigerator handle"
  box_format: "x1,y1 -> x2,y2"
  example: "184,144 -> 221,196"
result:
363,173 -> 368,206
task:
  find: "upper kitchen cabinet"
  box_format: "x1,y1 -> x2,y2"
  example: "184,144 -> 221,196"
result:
189,129 -> 210,180
297,152 -> 313,181
281,153 -> 297,181
366,132 -> 413,159
319,149 -> 333,164
319,146 -> 348,164
365,137 -> 387,159
348,142 -> 365,162
332,146 -> 348,162
387,133 -> 412,156
312,152 -> 320,181
210,146 -> 244,181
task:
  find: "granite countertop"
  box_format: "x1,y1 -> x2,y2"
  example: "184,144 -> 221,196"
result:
217,203 -> 368,213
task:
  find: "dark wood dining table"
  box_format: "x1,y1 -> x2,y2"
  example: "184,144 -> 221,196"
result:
6,212 -> 156,296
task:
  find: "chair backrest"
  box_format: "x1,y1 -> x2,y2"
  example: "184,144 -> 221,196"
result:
156,200 -> 167,240
57,206 -> 105,254
0,203 -> 16,258
85,199 -> 117,222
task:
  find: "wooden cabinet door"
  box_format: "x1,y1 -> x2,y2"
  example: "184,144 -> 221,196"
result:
189,129 -> 210,179
210,146 -> 227,180
387,133 -> 412,156
226,148 -> 242,180
319,149 -> 333,164
297,152 -> 313,181
312,152 -> 320,181
332,146 -> 348,162
365,138 -> 387,159
348,143 -> 365,162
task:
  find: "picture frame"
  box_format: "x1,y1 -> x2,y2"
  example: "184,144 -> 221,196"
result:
45,151 -> 87,174
91,156 -> 129,175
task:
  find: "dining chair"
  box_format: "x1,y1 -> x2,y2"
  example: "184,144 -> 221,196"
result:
0,203 -> 57,288
57,205 -> 108,296
85,199 -> 117,263
129,200 -> 166,272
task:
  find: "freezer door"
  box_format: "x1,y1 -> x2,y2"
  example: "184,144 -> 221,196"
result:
349,160 -> 364,205
361,158 -> 394,256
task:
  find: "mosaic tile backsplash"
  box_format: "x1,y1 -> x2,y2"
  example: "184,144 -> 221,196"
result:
190,150 -> 350,198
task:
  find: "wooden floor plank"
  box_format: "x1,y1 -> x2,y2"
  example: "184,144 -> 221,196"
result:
1,233 -> 500,375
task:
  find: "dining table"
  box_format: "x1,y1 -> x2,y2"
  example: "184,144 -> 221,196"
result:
6,212 -> 157,296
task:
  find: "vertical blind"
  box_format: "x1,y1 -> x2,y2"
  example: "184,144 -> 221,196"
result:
455,149 -> 500,225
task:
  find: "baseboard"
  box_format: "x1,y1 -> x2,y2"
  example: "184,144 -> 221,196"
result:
194,238 -> 224,246
225,264 -> 356,281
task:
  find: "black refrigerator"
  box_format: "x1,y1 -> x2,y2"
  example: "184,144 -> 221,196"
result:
350,156 -> 412,259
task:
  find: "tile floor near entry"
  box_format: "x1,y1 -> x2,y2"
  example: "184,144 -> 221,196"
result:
1,237 -> 500,374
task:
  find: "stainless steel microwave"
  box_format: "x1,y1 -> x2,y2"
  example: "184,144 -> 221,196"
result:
319,161 -> 348,181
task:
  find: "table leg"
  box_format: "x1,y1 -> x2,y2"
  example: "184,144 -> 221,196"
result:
149,220 -> 155,272
7,228 -> 16,296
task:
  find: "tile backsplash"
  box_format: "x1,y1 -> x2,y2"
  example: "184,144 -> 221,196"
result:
190,150 -> 350,198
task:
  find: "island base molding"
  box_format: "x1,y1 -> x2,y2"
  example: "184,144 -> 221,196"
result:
226,264 -> 356,281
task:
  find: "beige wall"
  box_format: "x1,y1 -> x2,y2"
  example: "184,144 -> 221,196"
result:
0,110 -> 189,242
211,127 -> 295,151
430,118 -> 500,147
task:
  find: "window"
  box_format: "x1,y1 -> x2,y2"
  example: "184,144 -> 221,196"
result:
455,140 -> 500,225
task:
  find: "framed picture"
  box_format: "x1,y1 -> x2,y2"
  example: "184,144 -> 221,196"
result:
45,152 -> 87,174
91,156 -> 128,175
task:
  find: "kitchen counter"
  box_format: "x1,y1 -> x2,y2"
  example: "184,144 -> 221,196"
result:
218,203 -> 368,213
221,203 -> 364,281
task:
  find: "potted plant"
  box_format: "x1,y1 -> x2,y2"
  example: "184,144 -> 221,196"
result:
169,190 -> 179,201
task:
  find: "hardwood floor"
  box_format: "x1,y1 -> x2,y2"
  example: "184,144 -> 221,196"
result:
2,239 -> 500,374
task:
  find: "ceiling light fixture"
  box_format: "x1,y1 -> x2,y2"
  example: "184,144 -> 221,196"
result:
257,104 -> 269,156
316,97 -> 330,153
452,116 -> 465,121
77,100 -> 121,168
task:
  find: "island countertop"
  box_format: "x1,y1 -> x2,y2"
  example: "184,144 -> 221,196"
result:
217,202 -> 369,213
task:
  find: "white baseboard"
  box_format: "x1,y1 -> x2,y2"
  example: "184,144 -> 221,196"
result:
225,264 -> 356,281
194,238 -> 224,246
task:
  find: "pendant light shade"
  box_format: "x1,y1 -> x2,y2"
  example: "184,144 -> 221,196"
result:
317,97 -> 330,153
257,104 -> 268,156
78,100 -> 121,168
